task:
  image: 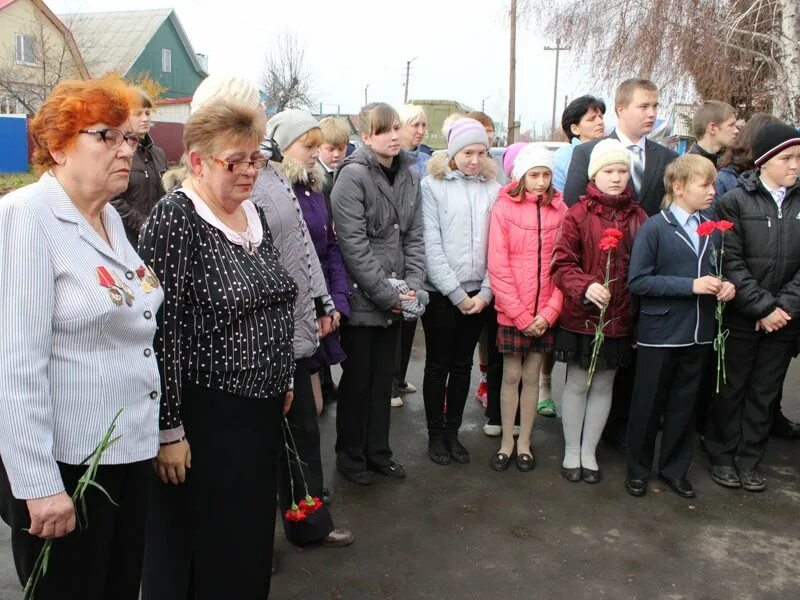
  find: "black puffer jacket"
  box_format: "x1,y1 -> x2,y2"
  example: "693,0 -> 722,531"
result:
111,133 -> 167,245
715,170 -> 800,328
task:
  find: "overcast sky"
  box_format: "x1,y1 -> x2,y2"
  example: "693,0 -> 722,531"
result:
48,0 -> 617,134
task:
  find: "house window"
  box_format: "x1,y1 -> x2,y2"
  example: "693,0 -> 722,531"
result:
161,49 -> 172,73
15,33 -> 36,66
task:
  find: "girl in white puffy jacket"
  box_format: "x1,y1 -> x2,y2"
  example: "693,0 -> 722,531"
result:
420,118 -> 500,466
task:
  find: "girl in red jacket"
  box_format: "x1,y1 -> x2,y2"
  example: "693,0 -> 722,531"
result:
488,145 -> 566,472
551,139 -> 647,484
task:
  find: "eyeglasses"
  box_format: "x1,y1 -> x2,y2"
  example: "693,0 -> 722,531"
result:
79,128 -> 140,150
210,155 -> 268,174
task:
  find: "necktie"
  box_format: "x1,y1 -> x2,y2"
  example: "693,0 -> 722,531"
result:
687,214 -> 699,253
628,145 -> 644,194
775,188 -> 785,208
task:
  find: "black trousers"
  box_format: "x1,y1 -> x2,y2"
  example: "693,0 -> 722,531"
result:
603,354 -> 637,443
421,292 -> 487,439
627,345 -> 710,480
336,323 -> 400,472
141,382 -> 283,600
392,319 -> 418,394
278,358 -> 334,545
705,325 -> 797,470
0,459 -> 149,600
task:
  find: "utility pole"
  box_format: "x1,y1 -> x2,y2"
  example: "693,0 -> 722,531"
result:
481,95 -> 491,112
544,37 -> 570,137
507,0 -> 517,144
403,57 -> 417,104
364,84 -> 369,107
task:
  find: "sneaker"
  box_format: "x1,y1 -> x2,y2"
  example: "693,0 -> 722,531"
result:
324,528 -> 354,547
483,421 -> 501,437
397,381 -> 417,394
390,396 -> 404,407
475,382 -> 488,407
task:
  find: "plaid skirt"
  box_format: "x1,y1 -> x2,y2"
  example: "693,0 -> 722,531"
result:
496,325 -> 554,355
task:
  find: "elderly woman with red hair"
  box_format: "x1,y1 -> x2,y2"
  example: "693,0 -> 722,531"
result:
0,76 -> 163,599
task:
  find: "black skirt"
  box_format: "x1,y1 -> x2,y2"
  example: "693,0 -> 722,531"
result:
553,328 -> 634,370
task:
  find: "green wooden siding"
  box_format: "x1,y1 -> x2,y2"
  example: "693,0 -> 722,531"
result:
127,18 -> 204,98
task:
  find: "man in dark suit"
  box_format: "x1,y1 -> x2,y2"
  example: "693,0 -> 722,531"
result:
563,78 -> 678,217
563,78 -> 679,450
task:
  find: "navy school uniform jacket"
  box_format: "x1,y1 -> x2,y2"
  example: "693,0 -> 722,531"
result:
628,209 -> 720,346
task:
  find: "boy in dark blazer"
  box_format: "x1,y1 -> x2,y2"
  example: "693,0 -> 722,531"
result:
625,155 -> 735,498
563,78 -> 679,216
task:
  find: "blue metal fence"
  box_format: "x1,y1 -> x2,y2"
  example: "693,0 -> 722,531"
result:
0,115 -> 29,173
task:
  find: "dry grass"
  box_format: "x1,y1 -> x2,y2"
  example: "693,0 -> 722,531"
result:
0,171 -> 37,196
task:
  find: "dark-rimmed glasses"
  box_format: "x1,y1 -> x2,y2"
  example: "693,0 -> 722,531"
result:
210,155 -> 268,174
79,128 -> 140,150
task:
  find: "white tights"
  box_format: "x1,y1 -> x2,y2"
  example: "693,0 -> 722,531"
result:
560,364 -> 616,470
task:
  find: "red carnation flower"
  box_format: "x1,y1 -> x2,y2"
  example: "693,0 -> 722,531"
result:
602,228 -> 624,240
285,504 -> 307,522
598,236 -> 620,251
696,221 -> 717,237
300,496 -> 323,514
716,220 -> 734,232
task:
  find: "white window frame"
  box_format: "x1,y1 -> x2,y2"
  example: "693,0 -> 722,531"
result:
15,33 -> 37,66
161,48 -> 172,73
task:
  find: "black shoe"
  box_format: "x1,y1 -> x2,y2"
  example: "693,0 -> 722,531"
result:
370,462 -> 406,479
738,469 -> 766,492
659,476 -> 696,498
337,468 -> 374,486
626,478 -> 647,497
428,438 -> 451,465
490,452 -> 511,471
447,437 -> 471,464
582,468 -> 601,484
709,465 -> 741,488
560,466 -> 582,482
771,413 -> 800,440
516,453 -> 536,472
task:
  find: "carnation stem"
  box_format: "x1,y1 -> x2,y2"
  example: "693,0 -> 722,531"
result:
24,409 -> 123,600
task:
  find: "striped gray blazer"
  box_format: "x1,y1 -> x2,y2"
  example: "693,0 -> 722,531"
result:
0,173 -> 164,500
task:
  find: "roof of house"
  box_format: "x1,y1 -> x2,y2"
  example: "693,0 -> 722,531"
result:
1,0 -> 89,78
61,9 -> 207,79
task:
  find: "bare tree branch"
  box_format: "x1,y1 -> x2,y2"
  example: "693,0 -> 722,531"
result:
525,0 -> 799,121
259,33 -> 315,113
0,13 -> 83,113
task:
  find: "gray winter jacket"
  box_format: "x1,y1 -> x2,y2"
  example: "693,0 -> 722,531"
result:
250,164 -> 333,359
421,152 -> 500,306
330,147 -> 426,327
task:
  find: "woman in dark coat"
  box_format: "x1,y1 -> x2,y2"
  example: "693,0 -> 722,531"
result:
111,87 -> 167,245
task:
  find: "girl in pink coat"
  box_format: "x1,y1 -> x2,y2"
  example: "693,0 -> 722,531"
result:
487,145 -> 566,472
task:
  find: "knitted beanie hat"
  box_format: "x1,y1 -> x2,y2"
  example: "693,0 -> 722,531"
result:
191,75 -> 260,114
502,142 -> 527,178
266,109 -> 320,150
753,122 -> 800,167
512,144 -> 554,182
588,139 -> 630,179
447,118 -> 489,158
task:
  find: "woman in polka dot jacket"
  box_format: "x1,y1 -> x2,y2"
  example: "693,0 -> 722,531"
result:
138,100 -> 296,599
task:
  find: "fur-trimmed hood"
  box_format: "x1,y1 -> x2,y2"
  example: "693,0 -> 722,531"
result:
425,150 -> 498,182
274,156 -> 326,192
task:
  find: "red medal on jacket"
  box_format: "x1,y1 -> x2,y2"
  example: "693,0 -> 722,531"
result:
96,266 -> 123,306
